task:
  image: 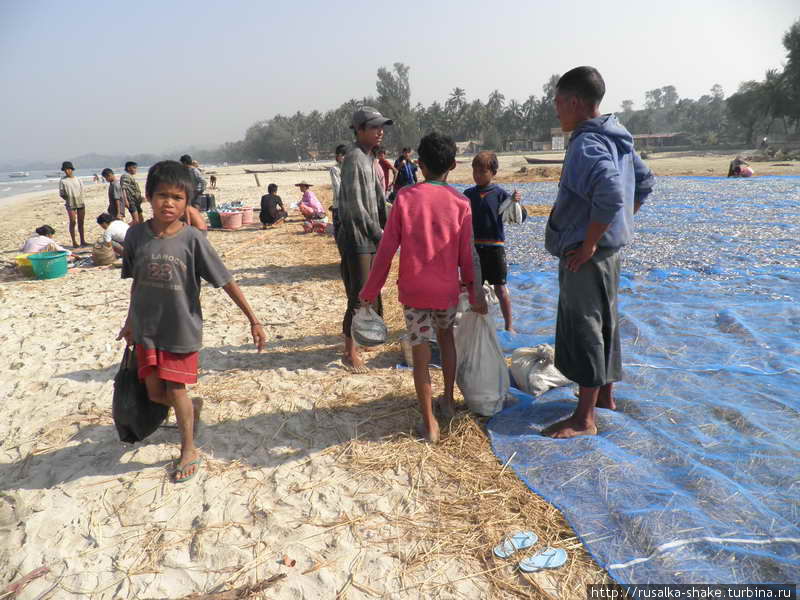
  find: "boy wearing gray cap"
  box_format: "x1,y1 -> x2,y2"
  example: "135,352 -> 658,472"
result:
337,106 -> 393,372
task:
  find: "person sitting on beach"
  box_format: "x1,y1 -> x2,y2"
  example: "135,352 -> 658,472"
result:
96,213 -> 129,257
329,144 -> 347,236
260,183 -> 288,229
464,151 -> 524,332
728,157 -> 754,178
360,132 -> 486,443
102,168 -> 125,219
21,225 -> 73,256
337,106 -> 392,372
296,181 -> 325,222
117,160 -> 266,483
120,161 -> 144,225
543,66 -> 654,439
59,161 -> 88,247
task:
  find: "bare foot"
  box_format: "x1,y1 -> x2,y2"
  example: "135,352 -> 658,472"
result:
192,398 -> 204,437
542,416 -> 597,438
434,396 -> 456,422
505,327 -> 517,334
596,390 -> 616,410
416,421 -> 441,444
343,353 -> 368,374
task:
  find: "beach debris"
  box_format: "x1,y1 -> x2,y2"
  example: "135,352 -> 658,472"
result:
280,555 -> 296,567
158,574 -> 287,600
0,566 -> 50,599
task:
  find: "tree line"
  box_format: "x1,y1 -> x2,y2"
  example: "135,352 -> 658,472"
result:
215,19 -> 799,163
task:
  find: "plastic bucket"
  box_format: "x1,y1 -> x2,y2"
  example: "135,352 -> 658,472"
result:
15,254 -> 34,277
28,251 -> 69,280
207,211 -> 222,228
220,211 -> 243,230
240,206 -> 254,224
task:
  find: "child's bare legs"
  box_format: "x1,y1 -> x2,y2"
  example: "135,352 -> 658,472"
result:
76,207 -> 87,246
66,208 -> 78,247
436,326 -> 456,420
144,374 -> 201,477
542,385 -> 599,438
495,284 -> 515,333
411,341 -> 440,443
596,383 -> 616,410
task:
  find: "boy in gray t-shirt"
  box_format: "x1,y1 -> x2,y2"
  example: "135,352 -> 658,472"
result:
118,160 -> 266,483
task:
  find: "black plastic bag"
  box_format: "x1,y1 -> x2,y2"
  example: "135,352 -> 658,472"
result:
112,347 -> 168,443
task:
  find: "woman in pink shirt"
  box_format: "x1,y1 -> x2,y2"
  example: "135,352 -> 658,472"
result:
360,133 -> 486,443
296,182 -> 325,221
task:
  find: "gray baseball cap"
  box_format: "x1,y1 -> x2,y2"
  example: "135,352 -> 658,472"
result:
350,106 -> 393,130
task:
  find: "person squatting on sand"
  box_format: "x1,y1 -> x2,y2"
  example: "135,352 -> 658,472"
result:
21,224 -> 73,256
464,151 -> 524,332
543,66 -> 654,438
337,107 -> 392,372
120,161 -> 145,225
359,132 -> 487,443
260,183 -> 288,228
117,160 -> 266,483
102,168 -> 125,220
96,213 -> 129,257
296,182 -> 324,218
59,161 -> 87,247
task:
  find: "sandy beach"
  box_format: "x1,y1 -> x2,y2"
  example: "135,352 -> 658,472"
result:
1,154 -> 797,599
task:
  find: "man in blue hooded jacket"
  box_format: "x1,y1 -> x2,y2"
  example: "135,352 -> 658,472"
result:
543,66 -> 654,438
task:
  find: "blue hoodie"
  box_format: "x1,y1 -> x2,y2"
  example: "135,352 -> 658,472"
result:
545,114 -> 654,257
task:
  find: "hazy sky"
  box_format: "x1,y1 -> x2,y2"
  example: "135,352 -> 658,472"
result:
1,0 -> 797,163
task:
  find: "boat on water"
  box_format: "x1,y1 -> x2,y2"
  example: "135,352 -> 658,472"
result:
524,157 -> 564,165
9,171 -> 31,178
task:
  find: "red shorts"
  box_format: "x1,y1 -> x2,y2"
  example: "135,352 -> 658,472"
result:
135,345 -> 199,384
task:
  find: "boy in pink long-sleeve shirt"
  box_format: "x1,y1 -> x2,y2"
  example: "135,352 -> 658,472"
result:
360,132 -> 487,443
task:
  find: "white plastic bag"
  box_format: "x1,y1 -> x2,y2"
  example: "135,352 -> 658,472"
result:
499,197 -> 525,225
352,306 -> 388,347
510,344 -> 571,396
455,310 -> 509,416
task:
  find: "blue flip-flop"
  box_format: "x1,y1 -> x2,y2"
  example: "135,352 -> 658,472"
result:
493,531 -> 539,559
174,458 -> 202,484
518,547 -> 567,573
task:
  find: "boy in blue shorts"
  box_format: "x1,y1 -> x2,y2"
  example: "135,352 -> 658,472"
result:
463,151 -> 523,332
118,160 -> 266,482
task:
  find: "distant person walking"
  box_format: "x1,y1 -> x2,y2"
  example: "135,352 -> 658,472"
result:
59,161 -> 87,247
543,66 -> 654,439
329,144 -> 347,236
102,168 -> 125,219
120,161 -> 144,225
180,154 -> 206,206
393,147 -> 418,190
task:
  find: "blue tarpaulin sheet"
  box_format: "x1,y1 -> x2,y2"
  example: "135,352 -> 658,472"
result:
456,176 -> 800,584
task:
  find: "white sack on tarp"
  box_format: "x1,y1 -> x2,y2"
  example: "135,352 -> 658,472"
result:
510,344 -> 571,396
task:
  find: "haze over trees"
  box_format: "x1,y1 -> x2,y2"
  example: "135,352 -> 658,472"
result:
222,18 -> 798,162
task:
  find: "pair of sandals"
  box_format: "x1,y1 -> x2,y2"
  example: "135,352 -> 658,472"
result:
493,531 -> 567,573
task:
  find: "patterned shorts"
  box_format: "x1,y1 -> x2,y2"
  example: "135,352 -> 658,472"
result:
403,305 -> 457,346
